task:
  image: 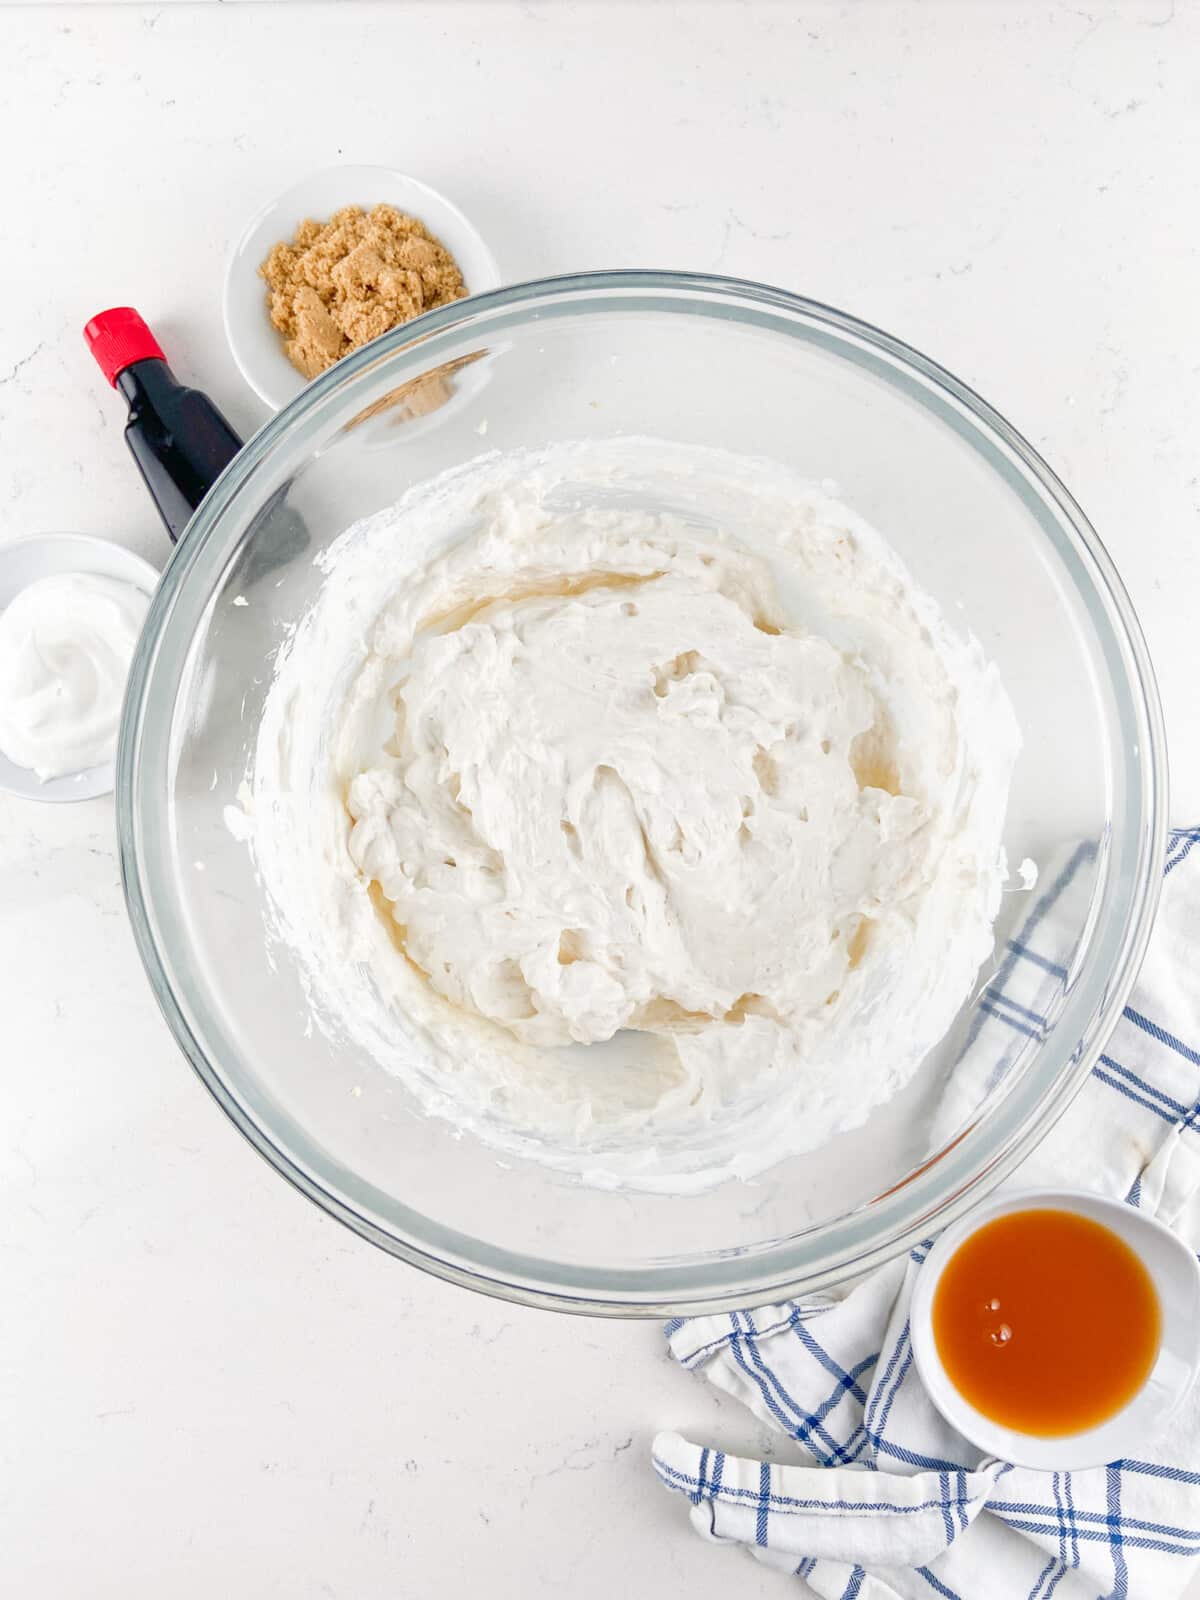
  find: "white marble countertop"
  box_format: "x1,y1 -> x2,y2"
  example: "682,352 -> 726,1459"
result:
1,3 -> 1197,1595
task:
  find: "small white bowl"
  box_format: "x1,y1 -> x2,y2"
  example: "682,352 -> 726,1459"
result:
911,1187 -> 1200,1470
223,164 -> 501,412
0,535 -> 159,804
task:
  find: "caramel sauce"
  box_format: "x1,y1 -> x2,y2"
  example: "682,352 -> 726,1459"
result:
932,1208 -> 1161,1437
419,570 -> 664,635
849,725 -> 901,796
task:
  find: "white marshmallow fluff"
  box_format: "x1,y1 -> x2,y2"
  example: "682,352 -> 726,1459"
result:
245,439 -> 1020,1192
0,572 -> 149,781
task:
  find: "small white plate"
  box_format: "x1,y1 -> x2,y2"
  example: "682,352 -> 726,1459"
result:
910,1187 -> 1200,1470
0,535 -> 160,804
223,164 -> 501,412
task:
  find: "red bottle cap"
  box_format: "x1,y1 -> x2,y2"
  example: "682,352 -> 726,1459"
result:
83,307 -> 166,386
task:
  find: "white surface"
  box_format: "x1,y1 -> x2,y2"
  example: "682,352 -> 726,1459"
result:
224,162 -> 500,408
0,3 -> 1197,1596
910,1189 -> 1200,1471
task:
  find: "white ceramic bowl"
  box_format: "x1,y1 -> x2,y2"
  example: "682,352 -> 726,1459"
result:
0,534 -> 159,804
911,1188 -> 1200,1470
223,164 -> 501,412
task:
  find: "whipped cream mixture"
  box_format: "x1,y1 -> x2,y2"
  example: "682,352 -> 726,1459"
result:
249,440 -> 1019,1191
0,572 -> 149,780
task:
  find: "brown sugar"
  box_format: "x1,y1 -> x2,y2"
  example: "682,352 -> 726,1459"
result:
260,204 -> 468,380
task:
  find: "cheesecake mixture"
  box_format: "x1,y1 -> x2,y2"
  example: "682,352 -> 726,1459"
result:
246,439 -> 1020,1191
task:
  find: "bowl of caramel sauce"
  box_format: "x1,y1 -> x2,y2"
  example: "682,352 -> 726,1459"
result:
912,1189 -> 1200,1470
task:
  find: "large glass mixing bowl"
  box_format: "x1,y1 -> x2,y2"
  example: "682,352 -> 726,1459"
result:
117,272 -> 1166,1316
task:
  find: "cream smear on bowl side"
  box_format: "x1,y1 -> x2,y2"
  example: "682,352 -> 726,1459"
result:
244,439 -> 1020,1194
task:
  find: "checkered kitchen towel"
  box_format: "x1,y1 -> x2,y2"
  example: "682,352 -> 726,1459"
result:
654,828 -> 1200,1599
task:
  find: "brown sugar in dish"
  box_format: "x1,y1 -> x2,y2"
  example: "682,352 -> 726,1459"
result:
260,204 -> 468,380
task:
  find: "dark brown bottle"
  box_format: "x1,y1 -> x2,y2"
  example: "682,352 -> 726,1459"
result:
83,306 -> 242,543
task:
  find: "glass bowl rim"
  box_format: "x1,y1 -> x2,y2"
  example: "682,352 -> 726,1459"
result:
116,269 -> 1167,1317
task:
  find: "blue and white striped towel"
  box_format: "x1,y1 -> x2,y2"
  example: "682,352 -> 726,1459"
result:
654,827 -> 1200,1599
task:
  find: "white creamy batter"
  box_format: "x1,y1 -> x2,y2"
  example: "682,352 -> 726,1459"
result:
0,572 -> 149,780
249,440 -> 1020,1191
